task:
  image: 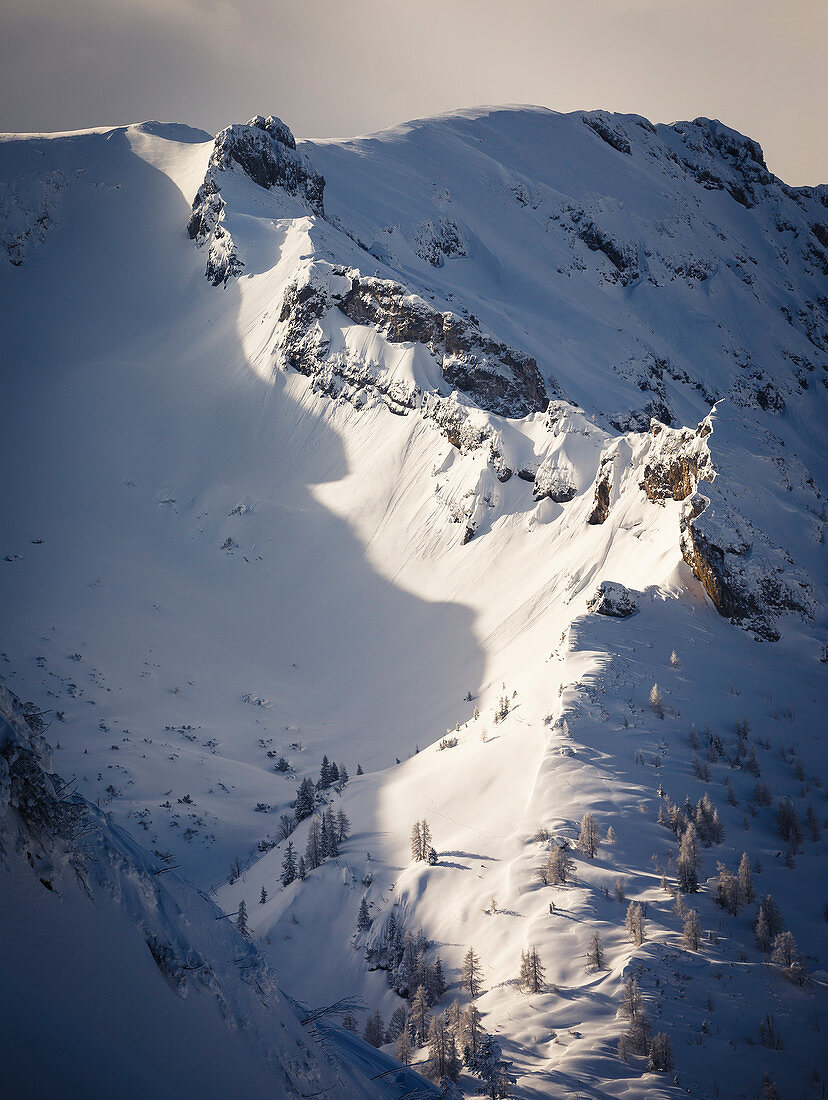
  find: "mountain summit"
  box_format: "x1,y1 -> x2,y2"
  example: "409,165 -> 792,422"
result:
1,106 -> 826,1099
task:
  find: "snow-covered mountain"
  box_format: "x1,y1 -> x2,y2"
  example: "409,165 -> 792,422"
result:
1,105 -> 826,1099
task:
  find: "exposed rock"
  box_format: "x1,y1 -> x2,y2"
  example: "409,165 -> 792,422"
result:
338,274 -> 549,417
278,266 -> 551,419
581,113 -> 632,156
189,115 -> 325,285
588,455 -> 614,525
1,169 -> 66,266
680,491 -> 814,640
587,581 -> 638,618
641,416 -> 715,503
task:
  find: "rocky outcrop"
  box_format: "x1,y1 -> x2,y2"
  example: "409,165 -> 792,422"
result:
189,115 -> 325,285
587,581 -> 638,618
278,267 -> 551,419
670,118 -> 772,210
641,416 -> 714,503
588,455 -> 614,525
680,491 -> 814,641
532,458 -> 577,502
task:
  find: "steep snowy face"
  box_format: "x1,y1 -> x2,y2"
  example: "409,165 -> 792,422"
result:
188,105 -> 826,639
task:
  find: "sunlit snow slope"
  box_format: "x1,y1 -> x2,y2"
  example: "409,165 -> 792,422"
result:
1,107 -> 826,1099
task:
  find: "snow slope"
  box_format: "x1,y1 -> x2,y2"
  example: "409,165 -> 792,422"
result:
1,106 -> 826,1098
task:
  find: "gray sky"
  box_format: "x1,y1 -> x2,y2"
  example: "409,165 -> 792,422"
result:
1,0 -> 825,185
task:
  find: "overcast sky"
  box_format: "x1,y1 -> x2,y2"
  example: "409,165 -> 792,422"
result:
1,0 -> 825,184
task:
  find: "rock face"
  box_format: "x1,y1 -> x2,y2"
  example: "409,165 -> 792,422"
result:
587,455 -> 614,525
587,581 -> 637,618
278,267 -> 550,419
188,115 -> 325,285
641,416 -> 715,503
680,491 -> 814,641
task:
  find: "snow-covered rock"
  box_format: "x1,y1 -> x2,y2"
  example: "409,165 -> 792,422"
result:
587,580 -> 638,618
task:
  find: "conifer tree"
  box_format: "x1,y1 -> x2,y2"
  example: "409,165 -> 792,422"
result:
395,1027 -> 413,1066
356,763 -> 364,775
294,777 -> 315,822
577,812 -> 599,858
281,839 -> 297,886
259,885 -> 268,905
754,905 -> 771,953
677,821 -> 701,893
649,683 -> 665,719
428,1013 -> 455,1080
338,763 -> 349,785
473,1035 -> 515,1100
519,946 -> 545,993
648,1033 -> 674,1072
462,946 -> 483,998
304,818 -> 322,870
363,1009 -> 385,1048
586,931 -> 605,971
546,843 -> 574,885
386,1006 -> 407,1041
319,755 -> 332,789
357,896 -> 372,932
625,902 -> 646,945
235,898 -> 249,937
409,984 -> 431,1045
297,855 -> 306,880
682,909 -> 702,952
336,808 -> 350,843
410,821 -> 423,862
461,1003 -> 483,1064
737,851 -> 754,904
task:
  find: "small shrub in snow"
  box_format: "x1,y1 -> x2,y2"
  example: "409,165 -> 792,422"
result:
438,736 -> 458,751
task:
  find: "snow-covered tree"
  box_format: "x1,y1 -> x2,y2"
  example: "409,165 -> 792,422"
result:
625,902 -> 646,945
427,1013 -> 457,1081
410,819 -> 433,861
472,1034 -> 515,1099
259,885 -> 268,905
577,812 -> 599,858
281,840 -> 297,886
461,1003 -> 484,1065
335,808 -> 350,843
462,946 -> 483,999
677,821 -> 701,893
669,650 -> 680,669
648,1032 -> 673,1072
357,895 -> 372,932
546,843 -> 574,885
772,931 -> 806,984
713,862 -> 740,915
682,909 -> 702,952
235,898 -> 249,937
338,763 -> 349,785
395,1027 -> 413,1066
409,984 -> 431,1045
649,683 -> 665,719
297,855 -> 306,880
